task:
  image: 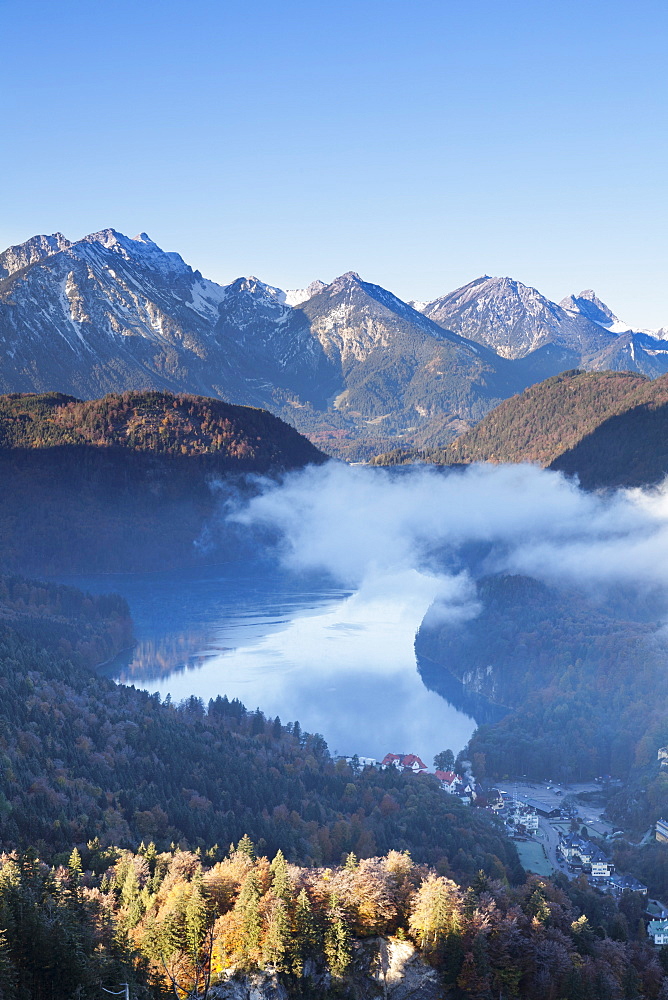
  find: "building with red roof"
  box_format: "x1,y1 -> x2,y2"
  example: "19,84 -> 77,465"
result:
380,753 -> 427,773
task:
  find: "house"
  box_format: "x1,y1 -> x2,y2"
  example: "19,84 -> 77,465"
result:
522,797 -> 562,819
380,753 -> 427,773
380,753 -> 404,770
435,770 -> 461,793
487,788 -> 505,813
588,849 -> 614,881
460,782 -> 474,799
558,834 -> 589,866
656,818 -> 668,843
647,920 -> 668,946
608,874 -> 648,897
559,835 -> 611,873
646,900 -> 668,921
507,803 -> 539,833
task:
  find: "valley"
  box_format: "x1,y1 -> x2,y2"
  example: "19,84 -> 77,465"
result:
67,564 -> 477,767
2,239 -> 668,998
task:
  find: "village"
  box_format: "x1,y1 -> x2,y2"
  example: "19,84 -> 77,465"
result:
342,750 -> 668,949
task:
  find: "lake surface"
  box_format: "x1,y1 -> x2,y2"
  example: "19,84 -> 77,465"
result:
64,564 -> 478,765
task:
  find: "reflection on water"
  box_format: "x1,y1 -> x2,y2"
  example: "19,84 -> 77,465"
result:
65,565 -> 478,765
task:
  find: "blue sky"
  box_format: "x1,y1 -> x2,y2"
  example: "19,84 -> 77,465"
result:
2,0 -> 666,326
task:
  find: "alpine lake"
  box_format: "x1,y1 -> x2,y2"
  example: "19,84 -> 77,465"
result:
63,563 -> 482,766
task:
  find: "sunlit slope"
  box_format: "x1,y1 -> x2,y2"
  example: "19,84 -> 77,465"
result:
0,389 -> 326,465
374,369 -> 668,487
0,390 -> 326,574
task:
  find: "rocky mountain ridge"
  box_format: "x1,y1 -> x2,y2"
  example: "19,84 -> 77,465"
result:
2,228 -> 666,459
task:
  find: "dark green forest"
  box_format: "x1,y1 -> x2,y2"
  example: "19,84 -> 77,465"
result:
417,575 -> 668,871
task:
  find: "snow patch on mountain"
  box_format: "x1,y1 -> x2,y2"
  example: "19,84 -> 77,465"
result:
422,276 -> 616,360
284,280 -> 326,307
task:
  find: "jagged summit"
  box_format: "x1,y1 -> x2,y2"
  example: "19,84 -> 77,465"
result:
421,275 -> 616,360
0,232 -> 71,279
559,289 -> 625,331
284,279 -> 326,306
2,227 -> 668,460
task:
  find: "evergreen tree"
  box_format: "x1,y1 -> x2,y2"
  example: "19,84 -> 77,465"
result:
236,869 -> 262,957
324,896 -> 352,979
262,898 -> 291,971
292,889 -> 319,976
68,847 -> 83,883
270,850 -> 291,903
236,834 -> 256,861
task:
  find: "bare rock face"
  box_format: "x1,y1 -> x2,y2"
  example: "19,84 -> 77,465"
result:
209,938 -> 442,999
361,937 -> 442,999
209,973 -> 290,999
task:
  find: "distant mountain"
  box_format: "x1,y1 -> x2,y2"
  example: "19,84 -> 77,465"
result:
0,390 -> 325,574
560,289 -> 668,373
2,229 -> 667,460
373,369 -> 668,488
0,231 -> 541,459
418,275 -> 616,360
0,229 -> 338,408
559,288 -> 626,332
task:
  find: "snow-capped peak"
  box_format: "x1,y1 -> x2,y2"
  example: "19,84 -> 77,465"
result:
284,280 -> 326,307
559,289 -> 634,334
0,232 -> 71,279
74,229 -> 189,276
232,275 -> 287,304
81,228 -> 125,249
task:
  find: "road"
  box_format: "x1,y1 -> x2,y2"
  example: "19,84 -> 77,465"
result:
536,816 -> 567,874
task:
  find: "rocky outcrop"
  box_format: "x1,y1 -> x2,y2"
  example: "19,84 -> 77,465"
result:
209,937 -> 442,999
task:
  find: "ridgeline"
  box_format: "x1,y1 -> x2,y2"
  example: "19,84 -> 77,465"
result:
373,369 -> 668,489
0,390 -> 327,574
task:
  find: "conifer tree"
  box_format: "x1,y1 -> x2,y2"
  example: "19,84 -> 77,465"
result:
270,850 -> 291,903
236,869 -> 262,957
262,898 -> 291,971
236,834 -> 256,861
292,889 -> 319,976
68,847 -> 83,883
325,896 -> 352,979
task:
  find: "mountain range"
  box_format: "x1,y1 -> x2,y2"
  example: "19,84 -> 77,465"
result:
2,229 -> 667,459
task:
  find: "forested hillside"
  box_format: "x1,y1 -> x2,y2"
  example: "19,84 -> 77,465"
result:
0,575 -> 518,881
0,391 -> 326,574
0,391 -> 326,465
373,370 -> 668,488
1,839 -> 664,1000
416,574 -> 668,842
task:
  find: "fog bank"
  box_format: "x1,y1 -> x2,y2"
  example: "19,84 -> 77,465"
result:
231,462 -> 668,616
